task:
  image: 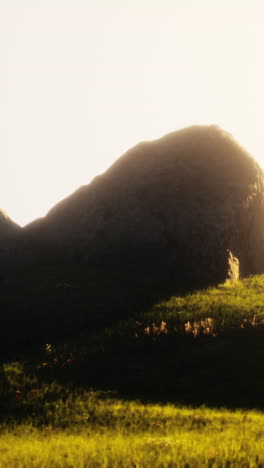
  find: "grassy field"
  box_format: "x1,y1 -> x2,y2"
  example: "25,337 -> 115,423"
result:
1,385 -> 264,467
1,408 -> 264,468
2,275 -> 264,466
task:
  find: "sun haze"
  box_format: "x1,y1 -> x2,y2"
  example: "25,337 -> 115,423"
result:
1,0 -> 264,226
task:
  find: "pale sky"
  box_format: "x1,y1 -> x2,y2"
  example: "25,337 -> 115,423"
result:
1,0 -> 264,226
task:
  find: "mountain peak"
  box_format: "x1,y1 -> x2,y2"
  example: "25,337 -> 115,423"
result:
22,125 -> 264,287
0,209 -> 21,233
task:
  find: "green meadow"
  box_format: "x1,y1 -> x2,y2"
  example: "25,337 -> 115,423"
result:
2,274 -> 264,466
1,394 -> 264,467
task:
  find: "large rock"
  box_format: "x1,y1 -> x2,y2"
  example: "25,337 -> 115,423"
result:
23,125 -> 264,286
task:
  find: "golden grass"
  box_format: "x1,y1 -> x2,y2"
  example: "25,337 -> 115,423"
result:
3,276 -> 264,466
1,397 -> 264,467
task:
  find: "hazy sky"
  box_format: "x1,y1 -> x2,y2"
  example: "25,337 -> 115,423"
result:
1,0 -> 264,226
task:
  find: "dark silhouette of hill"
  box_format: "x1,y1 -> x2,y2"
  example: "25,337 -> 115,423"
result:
21,124 -> 264,285
3,127 -> 264,418
0,209 -> 21,271
0,209 -> 21,238
1,124 -> 264,348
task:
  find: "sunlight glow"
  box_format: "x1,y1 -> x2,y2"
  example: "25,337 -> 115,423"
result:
1,0 -> 264,226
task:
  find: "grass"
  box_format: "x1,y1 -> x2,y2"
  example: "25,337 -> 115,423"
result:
1,384 -> 264,467
2,274 -> 264,465
125,274 -> 264,335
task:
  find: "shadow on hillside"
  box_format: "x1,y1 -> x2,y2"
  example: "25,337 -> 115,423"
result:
0,255 -> 215,353
3,257 -> 263,411
29,326 -> 264,411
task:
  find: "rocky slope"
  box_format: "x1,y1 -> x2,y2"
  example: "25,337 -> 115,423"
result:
20,125 -> 264,287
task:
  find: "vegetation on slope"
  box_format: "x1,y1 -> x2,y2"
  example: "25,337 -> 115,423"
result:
2,275 -> 264,465
1,388 -> 264,467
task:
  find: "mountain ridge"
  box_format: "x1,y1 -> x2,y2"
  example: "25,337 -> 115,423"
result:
2,124 -> 264,287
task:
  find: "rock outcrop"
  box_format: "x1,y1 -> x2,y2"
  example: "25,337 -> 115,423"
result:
20,125 -> 264,286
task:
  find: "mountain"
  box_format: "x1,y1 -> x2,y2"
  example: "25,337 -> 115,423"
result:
20,125 -> 264,287
0,209 -> 21,268
0,208 -> 20,236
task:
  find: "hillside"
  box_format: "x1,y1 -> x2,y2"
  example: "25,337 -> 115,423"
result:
1,125 -> 264,350
2,274 -> 264,406
0,209 -> 21,271
0,209 -> 21,240
2,249 -> 264,466
2,275 -> 264,466
20,125 -> 264,287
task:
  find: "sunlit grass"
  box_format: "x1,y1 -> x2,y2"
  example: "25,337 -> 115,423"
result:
1,394 -> 264,467
3,275 -> 264,466
114,274 -> 264,340
1,364 -> 264,466
145,274 -> 264,325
